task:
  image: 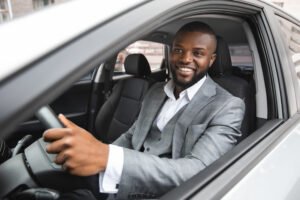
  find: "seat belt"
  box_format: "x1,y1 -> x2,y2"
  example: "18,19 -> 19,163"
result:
164,45 -> 171,81
102,62 -> 113,100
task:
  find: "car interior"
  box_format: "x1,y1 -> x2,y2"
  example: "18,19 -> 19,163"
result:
95,53 -> 155,143
114,16 -> 267,142
6,15 -> 267,147
1,12 -> 273,199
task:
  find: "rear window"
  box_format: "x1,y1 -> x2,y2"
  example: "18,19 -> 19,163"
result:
229,44 -> 253,78
114,40 -> 165,74
229,45 -> 253,67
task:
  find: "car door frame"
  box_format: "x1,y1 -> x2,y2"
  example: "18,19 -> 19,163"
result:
162,1 -> 300,199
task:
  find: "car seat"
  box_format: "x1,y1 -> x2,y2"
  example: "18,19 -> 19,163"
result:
209,36 -> 256,141
94,54 -> 153,143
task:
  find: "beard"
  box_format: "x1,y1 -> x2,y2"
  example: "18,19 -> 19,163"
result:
171,66 -> 208,90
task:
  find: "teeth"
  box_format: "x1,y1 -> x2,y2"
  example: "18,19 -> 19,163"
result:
178,67 -> 193,72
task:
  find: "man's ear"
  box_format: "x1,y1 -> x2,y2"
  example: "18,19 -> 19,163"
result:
209,53 -> 216,68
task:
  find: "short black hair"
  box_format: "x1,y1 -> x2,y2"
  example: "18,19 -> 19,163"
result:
175,21 -> 217,52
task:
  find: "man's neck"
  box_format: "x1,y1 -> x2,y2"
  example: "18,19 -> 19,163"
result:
172,75 -> 207,100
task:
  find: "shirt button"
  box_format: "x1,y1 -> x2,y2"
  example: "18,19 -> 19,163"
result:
146,147 -> 150,151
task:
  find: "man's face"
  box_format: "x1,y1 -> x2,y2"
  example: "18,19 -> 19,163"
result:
170,31 -> 216,89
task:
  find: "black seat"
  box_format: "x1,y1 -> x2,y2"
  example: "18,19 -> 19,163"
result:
95,54 -> 153,143
209,36 -> 256,140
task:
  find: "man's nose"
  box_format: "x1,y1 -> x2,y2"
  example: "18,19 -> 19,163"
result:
180,51 -> 193,63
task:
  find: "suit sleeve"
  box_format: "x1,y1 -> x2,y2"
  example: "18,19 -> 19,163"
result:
115,96 -> 245,199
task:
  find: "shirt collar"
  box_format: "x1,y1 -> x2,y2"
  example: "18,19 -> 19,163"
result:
164,75 -> 207,101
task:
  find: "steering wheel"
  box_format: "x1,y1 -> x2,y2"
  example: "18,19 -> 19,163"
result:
0,106 -> 90,199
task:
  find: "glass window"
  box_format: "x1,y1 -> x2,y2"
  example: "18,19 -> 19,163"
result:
229,45 -> 253,67
229,44 -> 254,79
114,40 -> 165,74
276,16 -> 300,86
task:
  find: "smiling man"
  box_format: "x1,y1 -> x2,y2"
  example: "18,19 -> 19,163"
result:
171,23 -> 217,97
44,21 -> 245,200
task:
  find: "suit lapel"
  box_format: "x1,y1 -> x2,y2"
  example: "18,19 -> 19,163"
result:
172,76 -> 217,158
134,85 -> 166,150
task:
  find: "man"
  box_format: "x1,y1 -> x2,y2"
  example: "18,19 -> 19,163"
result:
44,21 -> 245,199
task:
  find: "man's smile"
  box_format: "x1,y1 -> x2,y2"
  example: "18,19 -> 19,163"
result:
176,65 -> 195,74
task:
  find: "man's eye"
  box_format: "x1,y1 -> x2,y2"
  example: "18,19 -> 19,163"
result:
173,48 -> 182,54
193,51 -> 202,57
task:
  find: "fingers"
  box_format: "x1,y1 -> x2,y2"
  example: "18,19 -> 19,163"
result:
56,151 -> 73,172
43,115 -> 78,142
43,128 -> 72,142
58,114 -> 77,128
55,149 -> 71,164
46,136 -> 72,153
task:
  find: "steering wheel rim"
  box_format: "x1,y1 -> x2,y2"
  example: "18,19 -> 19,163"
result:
0,106 -> 90,199
35,106 -> 64,129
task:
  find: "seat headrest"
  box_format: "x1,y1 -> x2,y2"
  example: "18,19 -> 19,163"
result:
209,36 -> 232,77
124,54 -> 151,77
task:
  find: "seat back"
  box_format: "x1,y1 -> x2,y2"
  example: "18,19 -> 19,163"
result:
209,37 -> 256,140
95,54 -> 153,143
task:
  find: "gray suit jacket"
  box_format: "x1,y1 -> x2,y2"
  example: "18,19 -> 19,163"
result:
113,76 -> 245,199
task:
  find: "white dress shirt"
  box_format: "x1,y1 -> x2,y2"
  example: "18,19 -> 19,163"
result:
99,76 -> 206,193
